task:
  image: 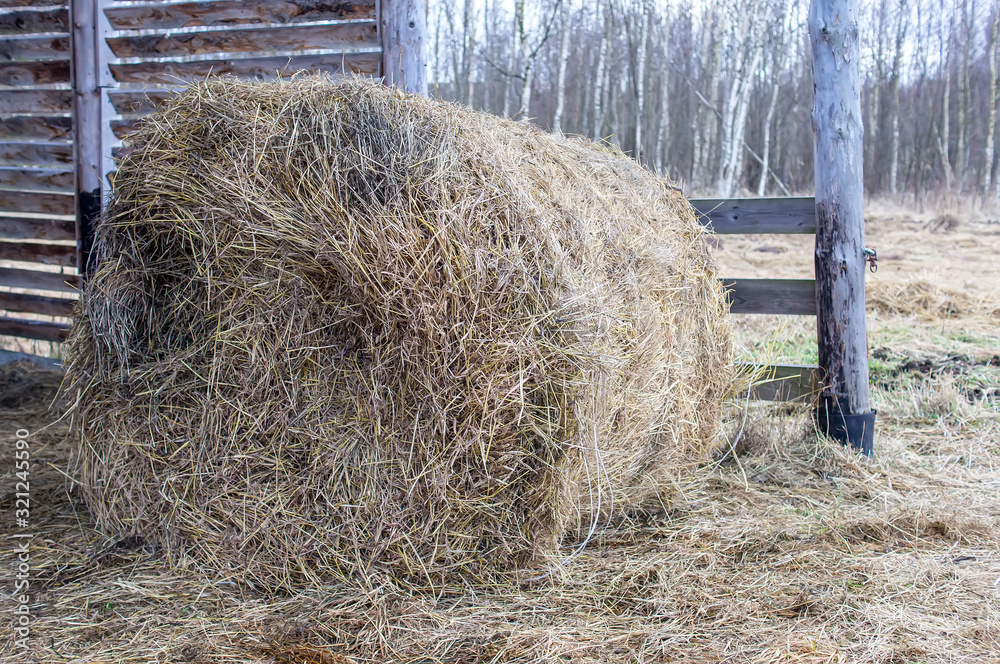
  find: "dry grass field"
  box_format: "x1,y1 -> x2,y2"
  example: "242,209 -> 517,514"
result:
1,202 -> 998,663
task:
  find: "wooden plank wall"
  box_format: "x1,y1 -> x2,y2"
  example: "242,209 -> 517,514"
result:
0,0 -> 78,344
98,0 -> 381,175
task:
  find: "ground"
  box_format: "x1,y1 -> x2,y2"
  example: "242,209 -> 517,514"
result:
1,202 -> 998,663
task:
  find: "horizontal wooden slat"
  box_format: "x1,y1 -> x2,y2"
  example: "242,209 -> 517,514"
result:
0,265 -> 76,292
692,197 -> 816,234
108,49 -> 381,84
0,290 -> 74,316
107,88 -> 177,113
110,116 -> 142,139
723,278 -> 817,315
0,88 -> 71,113
0,239 -> 73,265
0,215 -> 74,239
0,140 -> 71,166
0,316 -> 67,342
104,0 -> 376,30
0,190 -> 72,214
0,0 -> 68,8
0,115 -> 71,140
0,6 -> 68,33
0,165 -> 72,192
742,364 -> 822,402
0,59 -> 70,86
0,33 -> 70,61
107,20 -> 379,58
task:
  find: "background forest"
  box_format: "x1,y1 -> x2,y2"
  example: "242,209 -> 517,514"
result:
426,0 -> 1000,205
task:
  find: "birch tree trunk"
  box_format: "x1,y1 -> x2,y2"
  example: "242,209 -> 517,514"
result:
515,0 -> 531,118
757,80 -> 780,196
694,2 -> 725,188
717,9 -> 763,197
983,7 -> 999,199
502,2 -> 521,116
955,0 -> 972,190
482,0 -> 491,111
552,1 -> 571,134
463,0 -> 476,105
936,7 -> 953,193
653,8 -> 672,175
592,2 -> 609,139
888,0 -> 906,197
633,0 -> 651,160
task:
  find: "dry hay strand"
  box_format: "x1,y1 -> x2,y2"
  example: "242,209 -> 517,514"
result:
61,75 -> 733,590
0,359 -> 62,413
866,276 -> 999,320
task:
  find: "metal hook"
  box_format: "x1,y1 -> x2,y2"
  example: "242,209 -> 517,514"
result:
863,247 -> 878,273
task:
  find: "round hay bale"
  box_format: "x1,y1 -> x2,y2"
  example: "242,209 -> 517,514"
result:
64,76 -> 733,589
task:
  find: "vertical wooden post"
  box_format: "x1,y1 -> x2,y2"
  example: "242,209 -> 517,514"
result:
71,0 -> 102,278
380,0 -> 428,95
809,0 -> 876,454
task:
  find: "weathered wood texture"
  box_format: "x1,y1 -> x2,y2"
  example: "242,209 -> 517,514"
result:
72,0 -> 101,278
0,33 -> 70,60
0,190 -> 73,214
107,88 -> 177,114
692,197 -> 817,234
745,364 -> 822,402
0,116 -> 72,141
0,0 -> 75,348
0,265 -> 76,292
0,59 -> 71,85
0,290 -> 76,316
0,7 -> 69,34
0,140 -> 73,166
722,278 -> 817,316
108,50 -> 381,84
106,21 -> 379,58
0,317 -> 69,342
0,0 -> 68,8
809,0 -> 872,420
0,89 -> 72,114
0,215 -> 75,240
103,0 -> 377,30
381,0 -> 427,94
0,239 -> 74,265
0,165 -> 73,192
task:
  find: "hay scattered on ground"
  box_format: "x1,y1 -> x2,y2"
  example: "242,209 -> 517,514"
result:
62,76 -> 732,590
866,276 -> 1000,320
4,380 -> 998,663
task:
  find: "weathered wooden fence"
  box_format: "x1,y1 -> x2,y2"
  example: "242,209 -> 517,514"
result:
0,0 -> 78,343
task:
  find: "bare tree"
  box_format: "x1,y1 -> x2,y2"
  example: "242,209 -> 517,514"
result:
717,3 -> 764,196
984,5 -> 999,199
633,0 -> 651,160
888,0 -> 908,196
653,5 -> 672,176
552,1 -> 572,133
424,0 -> 993,204
592,1 -> 610,139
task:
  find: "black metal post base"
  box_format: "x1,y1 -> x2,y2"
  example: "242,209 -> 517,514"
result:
815,398 -> 876,456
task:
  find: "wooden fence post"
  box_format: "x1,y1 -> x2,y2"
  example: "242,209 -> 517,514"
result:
381,0 -> 428,95
809,0 -> 876,454
71,0 -> 102,278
